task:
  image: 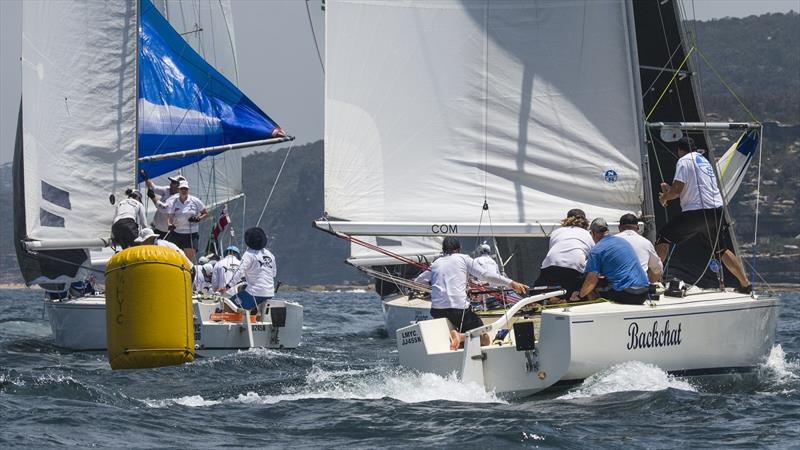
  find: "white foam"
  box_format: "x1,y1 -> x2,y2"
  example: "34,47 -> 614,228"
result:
558,361 -> 696,400
145,367 -> 505,408
759,344 -> 799,384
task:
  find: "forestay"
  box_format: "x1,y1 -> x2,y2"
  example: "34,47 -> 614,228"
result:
324,0 -> 645,234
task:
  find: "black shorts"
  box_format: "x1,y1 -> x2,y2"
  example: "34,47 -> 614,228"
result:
430,308 -> 484,333
598,287 -> 648,305
112,218 -> 139,249
535,266 -> 584,298
154,228 -> 169,239
167,232 -> 199,251
656,207 -> 733,255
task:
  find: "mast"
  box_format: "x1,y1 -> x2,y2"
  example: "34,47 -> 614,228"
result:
134,0 -> 140,186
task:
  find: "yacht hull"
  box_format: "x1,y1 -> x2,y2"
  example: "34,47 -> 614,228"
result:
397,291 -> 779,397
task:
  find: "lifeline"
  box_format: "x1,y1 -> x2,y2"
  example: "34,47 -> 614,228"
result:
627,320 -> 682,350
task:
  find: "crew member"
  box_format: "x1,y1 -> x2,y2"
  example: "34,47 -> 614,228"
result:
414,237 -> 529,350
112,189 -> 147,249
145,174 -> 184,238
193,262 -> 215,294
166,179 -> 208,262
616,213 -> 663,282
570,218 -> 649,305
213,246 -> 241,296
226,228 -> 277,321
535,208 -> 594,300
657,137 -> 751,293
473,243 -> 501,277
133,227 -> 192,269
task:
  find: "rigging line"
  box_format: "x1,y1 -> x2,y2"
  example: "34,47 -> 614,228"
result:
655,1 -> 687,122
680,0 -> 708,124
305,0 -> 325,75
645,46 -> 695,122
752,128 -> 763,286
742,259 -> 776,297
483,0 -> 489,201
642,41 -> 684,100
695,47 -> 760,123
256,139 -> 295,227
217,0 -> 240,85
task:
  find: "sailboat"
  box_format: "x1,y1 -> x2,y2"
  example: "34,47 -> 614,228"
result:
315,0 -> 778,396
14,0 -> 301,353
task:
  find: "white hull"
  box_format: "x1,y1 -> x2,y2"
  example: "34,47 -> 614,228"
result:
397,290 -> 779,398
44,295 -> 107,351
382,295 -> 432,336
43,295 -> 303,355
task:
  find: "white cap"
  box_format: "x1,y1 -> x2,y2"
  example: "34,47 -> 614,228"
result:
178,179 -> 189,189
168,174 -> 186,183
198,256 -> 209,265
202,262 -> 216,274
133,227 -> 157,244
479,243 -> 491,254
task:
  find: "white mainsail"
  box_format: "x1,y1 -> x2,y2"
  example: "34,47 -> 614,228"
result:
324,0 -> 646,235
21,1 -> 138,245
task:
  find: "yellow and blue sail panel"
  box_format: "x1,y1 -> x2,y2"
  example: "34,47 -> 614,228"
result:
137,0 -> 279,181
716,129 -> 759,200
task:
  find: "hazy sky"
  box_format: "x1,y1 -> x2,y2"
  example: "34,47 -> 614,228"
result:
1,0 -> 797,165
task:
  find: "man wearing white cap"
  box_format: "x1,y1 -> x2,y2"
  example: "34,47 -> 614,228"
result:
213,246 -> 241,296
133,228 -> 193,269
193,261 -> 216,294
145,174 -> 185,238
166,179 -> 208,262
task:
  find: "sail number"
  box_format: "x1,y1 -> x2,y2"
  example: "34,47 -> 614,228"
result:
431,224 -> 457,234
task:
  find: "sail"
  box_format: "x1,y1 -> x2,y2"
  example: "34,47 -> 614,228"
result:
138,0 -> 280,186
19,1 -> 138,247
149,0 -> 244,207
717,130 -> 759,200
324,0 -> 646,234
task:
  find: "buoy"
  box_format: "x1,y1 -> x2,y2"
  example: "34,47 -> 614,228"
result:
105,245 -> 194,370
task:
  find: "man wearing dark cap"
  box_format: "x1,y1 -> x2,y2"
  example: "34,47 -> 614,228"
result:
616,213 -> 662,282
570,218 -> 649,305
535,208 -> 594,300
415,236 -> 529,350
657,136 -> 751,293
226,227 -> 277,321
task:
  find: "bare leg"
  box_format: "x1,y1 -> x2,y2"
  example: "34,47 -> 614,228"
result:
449,330 -> 461,350
720,250 -> 750,287
656,243 -> 669,262
184,247 -> 196,262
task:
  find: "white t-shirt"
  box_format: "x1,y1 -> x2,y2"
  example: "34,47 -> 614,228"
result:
193,267 -> 213,294
151,185 -> 175,232
229,248 -> 276,298
414,253 -> 512,310
473,254 -> 501,277
541,226 -> 594,272
616,230 -> 662,276
166,195 -> 206,233
212,254 -> 241,295
113,198 -> 147,226
154,239 -> 192,269
674,152 -> 724,211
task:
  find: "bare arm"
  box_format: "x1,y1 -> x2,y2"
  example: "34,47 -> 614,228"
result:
658,181 -> 684,207
571,272 -> 599,301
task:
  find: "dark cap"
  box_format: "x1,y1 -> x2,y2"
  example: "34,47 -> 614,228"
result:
442,236 -> 461,254
589,218 -> 609,233
567,208 -> 586,219
677,136 -> 696,152
619,213 -> 639,227
244,227 -> 268,250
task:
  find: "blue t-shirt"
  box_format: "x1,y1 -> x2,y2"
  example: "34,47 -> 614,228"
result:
584,236 -> 648,291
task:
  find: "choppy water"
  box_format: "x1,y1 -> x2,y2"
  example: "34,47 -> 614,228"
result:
1,288 -> 799,448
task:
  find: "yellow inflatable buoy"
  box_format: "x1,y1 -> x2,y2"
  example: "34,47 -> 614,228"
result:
105,245 -> 194,370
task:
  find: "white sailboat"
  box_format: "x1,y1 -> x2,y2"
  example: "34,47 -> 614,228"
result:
14,0 -> 301,354
316,0 -> 778,396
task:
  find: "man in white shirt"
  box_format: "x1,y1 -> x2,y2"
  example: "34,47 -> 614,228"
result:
473,243 -> 501,277
226,228 -> 277,321
615,214 -> 662,282
145,174 -> 184,237
193,262 -> 215,294
414,237 -> 528,350
166,179 -> 208,262
212,246 -> 241,296
657,137 -> 751,293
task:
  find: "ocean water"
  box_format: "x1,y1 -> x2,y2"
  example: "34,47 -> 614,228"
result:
1,288 -> 798,448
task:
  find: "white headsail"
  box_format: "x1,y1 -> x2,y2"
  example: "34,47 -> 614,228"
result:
323,0 -> 646,236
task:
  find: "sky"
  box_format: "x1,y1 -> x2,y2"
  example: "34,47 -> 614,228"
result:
1,0 -> 797,165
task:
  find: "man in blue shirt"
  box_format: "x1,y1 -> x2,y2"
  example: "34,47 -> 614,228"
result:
570,218 -> 649,305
